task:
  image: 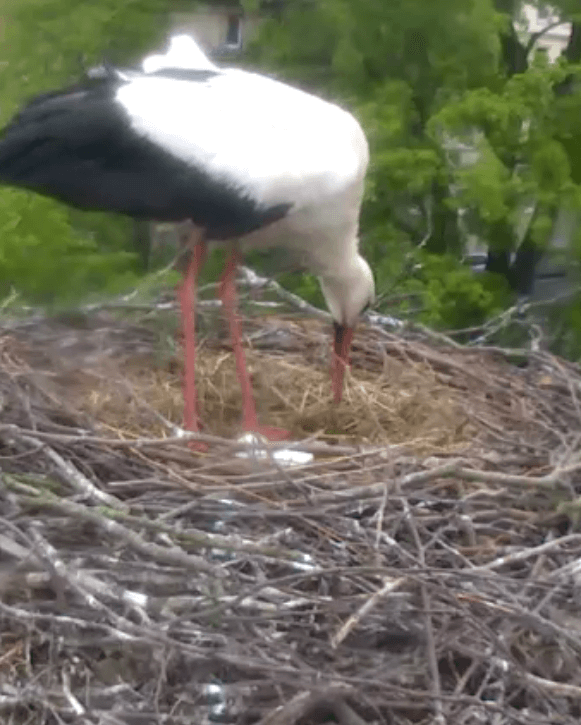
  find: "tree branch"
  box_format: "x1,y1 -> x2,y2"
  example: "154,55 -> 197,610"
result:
524,20 -> 569,56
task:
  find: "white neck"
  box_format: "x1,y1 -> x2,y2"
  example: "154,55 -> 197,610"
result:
318,251 -> 374,327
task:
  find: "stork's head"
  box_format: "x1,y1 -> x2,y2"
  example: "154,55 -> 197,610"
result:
319,254 -> 374,403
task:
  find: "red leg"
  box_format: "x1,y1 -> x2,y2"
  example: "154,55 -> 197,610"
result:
177,236 -> 207,433
219,248 -> 289,441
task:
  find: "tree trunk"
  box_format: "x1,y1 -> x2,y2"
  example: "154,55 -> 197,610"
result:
425,180 -> 461,255
499,24 -> 528,75
563,21 -> 581,63
507,233 -> 544,295
485,250 -> 511,278
485,219 -> 514,278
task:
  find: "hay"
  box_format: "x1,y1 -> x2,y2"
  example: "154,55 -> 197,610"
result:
65,343 -> 471,452
0,300 -> 580,725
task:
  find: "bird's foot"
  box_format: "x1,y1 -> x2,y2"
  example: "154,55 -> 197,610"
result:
188,439 -> 209,453
179,420 -> 209,453
244,424 -> 291,442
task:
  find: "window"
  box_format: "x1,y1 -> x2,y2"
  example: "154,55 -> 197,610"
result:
225,15 -> 241,47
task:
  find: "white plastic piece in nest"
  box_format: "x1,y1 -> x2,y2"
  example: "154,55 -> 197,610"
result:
236,433 -> 314,467
122,590 -> 149,609
203,682 -> 226,719
292,552 -> 317,572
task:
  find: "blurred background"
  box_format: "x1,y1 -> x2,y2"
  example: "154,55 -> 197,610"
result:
1,0 -> 580,356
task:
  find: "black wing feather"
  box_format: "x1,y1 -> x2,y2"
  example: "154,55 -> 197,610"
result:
0,76 -> 290,238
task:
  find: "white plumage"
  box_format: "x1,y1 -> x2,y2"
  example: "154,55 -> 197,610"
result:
118,71 -> 367,210
142,34 -> 219,73
136,35 -> 372,320
0,33 -> 374,440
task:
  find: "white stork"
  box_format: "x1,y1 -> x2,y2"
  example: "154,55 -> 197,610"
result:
0,34 -> 374,440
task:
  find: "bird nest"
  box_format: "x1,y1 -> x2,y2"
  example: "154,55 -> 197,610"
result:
61,317 -> 471,452
0,293 -> 581,725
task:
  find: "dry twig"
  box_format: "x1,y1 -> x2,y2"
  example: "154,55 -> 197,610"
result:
1,292 -> 581,724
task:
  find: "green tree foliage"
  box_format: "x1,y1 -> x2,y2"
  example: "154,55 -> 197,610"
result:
0,0 -> 172,305
1,0 -> 170,116
248,0 -> 581,336
0,189 -> 137,303
2,0 -> 581,350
